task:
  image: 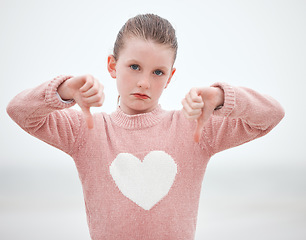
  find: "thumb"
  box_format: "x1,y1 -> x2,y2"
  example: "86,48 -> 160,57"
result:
194,116 -> 205,143
81,106 -> 94,129
193,103 -> 214,143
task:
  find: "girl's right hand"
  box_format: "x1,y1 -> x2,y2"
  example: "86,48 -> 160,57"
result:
57,74 -> 105,129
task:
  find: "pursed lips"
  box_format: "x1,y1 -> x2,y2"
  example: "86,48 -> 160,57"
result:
131,93 -> 150,99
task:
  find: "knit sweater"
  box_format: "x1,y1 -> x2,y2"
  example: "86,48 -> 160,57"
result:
7,75 -> 285,240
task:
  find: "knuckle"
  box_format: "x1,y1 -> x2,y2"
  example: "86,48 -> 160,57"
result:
97,96 -> 102,102
85,75 -> 94,83
192,102 -> 203,109
186,108 -> 194,114
190,102 -> 198,109
92,88 -> 98,95
93,95 -> 100,101
191,94 -> 199,102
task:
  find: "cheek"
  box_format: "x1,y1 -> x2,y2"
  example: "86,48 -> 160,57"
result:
116,77 -> 134,96
160,76 -> 171,88
116,80 -> 126,94
152,80 -> 168,95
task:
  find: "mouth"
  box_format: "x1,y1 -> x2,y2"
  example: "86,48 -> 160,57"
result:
131,93 -> 150,99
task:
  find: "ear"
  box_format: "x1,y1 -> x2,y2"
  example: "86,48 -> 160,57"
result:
164,68 -> 176,89
107,55 -> 117,79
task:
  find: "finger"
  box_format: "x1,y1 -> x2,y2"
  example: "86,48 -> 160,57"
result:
194,104 -> 215,142
181,95 -> 204,113
182,107 -> 202,120
181,98 -> 194,114
182,95 -> 203,117
81,106 -> 94,129
190,88 -> 203,103
79,76 -> 94,92
82,94 -> 102,104
194,117 -> 205,143
89,92 -> 105,107
185,88 -> 204,109
181,99 -> 202,119
185,93 -> 204,109
182,108 -> 202,120
82,86 -> 98,98
82,81 -> 104,98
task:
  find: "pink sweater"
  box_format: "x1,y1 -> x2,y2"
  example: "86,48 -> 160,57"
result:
7,75 -> 284,240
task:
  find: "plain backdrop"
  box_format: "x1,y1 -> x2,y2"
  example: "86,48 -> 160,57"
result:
1,0 -> 305,239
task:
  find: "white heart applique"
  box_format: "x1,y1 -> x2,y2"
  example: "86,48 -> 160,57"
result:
109,151 -> 177,210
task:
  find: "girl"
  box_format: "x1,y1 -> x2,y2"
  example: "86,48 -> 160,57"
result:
7,14 -> 284,240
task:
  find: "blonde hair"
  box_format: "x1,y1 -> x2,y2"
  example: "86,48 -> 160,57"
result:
113,14 -> 178,62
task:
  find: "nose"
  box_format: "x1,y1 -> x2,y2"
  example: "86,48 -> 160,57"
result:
137,74 -> 150,89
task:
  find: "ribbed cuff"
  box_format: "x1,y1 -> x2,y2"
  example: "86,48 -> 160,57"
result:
211,82 -> 235,117
45,75 -> 76,109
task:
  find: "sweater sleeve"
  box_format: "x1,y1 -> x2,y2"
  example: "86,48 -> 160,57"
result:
199,83 -> 285,156
6,75 -> 85,156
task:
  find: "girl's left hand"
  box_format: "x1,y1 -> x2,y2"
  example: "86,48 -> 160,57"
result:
181,87 -> 224,142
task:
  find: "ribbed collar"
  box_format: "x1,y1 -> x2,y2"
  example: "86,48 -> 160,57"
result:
110,105 -> 166,129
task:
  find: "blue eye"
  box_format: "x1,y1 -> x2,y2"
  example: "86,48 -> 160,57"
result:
154,70 -> 163,76
130,64 -> 140,70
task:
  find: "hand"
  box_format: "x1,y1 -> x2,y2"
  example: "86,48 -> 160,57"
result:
181,87 -> 224,142
58,74 -> 104,129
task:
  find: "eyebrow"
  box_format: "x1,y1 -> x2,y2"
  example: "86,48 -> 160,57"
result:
126,59 -> 169,70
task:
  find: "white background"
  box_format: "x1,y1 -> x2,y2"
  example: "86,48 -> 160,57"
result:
1,0 -> 305,239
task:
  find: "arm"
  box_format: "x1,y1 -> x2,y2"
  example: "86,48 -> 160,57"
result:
6,75 -> 104,155
182,83 -> 285,155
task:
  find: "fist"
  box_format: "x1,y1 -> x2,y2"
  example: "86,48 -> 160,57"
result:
58,74 -> 105,129
181,87 -> 224,142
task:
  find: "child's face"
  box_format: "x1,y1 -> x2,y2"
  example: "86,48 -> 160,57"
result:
108,38 -> 176,115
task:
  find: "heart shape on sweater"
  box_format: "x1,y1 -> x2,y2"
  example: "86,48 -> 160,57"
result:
109,151 -> 177,211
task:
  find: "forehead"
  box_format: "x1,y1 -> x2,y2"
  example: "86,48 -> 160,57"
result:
118,37 -> 175,66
